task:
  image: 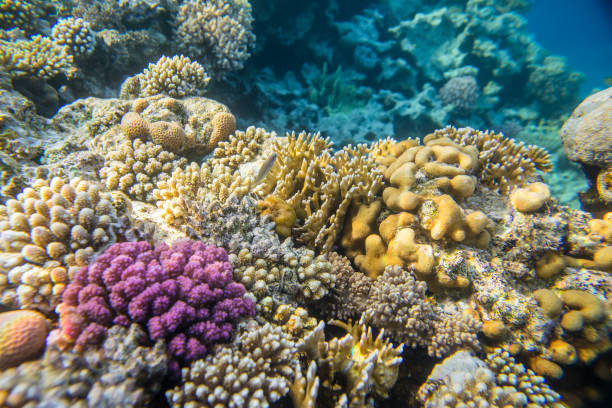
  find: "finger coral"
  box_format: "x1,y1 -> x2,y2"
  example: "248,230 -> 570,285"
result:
51,17 -> 96,59
57,240 -> 255,368
167,320 -> 297,407
139,55 -> 211,98
0,34 -> 76,79
426,126 -> 552,193
0,324 -> 167,407
175,0 -> 256,79
0,0 -> 45,32
0,177 -> 125,313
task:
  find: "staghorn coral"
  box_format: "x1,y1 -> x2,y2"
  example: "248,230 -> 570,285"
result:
255,131 -> 384,251
297,315 -> 404,407
0,324 -> 167,408
99,137 -> 188,202
138,55 -> 211,98
50,17 -> 96,59
0,309 -> 48,369
57,240 -> 255,369
0,177 -> 125,313
0,34 -> 76,79
174,0 -> 256,79
426,126 -> 552,193
167,320 -> 298,407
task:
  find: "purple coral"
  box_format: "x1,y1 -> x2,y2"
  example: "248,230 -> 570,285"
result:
59,240 -> 255,365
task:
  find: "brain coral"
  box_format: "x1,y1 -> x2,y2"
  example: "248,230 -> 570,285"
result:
174,0 -> 256,78
0,309 -> 48,369
57,240 -> 255,368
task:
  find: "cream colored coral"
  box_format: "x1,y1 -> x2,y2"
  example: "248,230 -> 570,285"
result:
50,17 -> 96,58
100,138 -> 187,202
211,126 -> 273,168
207,111 -> 236,151
0,35 -> 76,79
255,132 -> 384,251
511,182 -> 551,212
139,55 -> 210,98
0,177 -> 122,312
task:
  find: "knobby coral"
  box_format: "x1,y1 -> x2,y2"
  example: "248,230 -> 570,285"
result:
57,240 -> 255,369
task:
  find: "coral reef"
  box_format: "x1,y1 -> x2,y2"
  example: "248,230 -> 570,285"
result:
174,0 -> 256,79
0,324 -> 167,407
0,34 -> 76,80
167,320 -> 297,407
57,240 -> 255,368
122,55 -> 211,99
51,17 -> 96,59
0,177 -> 125,313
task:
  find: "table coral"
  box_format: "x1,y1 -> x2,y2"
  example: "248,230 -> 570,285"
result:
0,177 -> 125,313
57,240 -> 255,369
0,309 -> 48,369
0,324 -> 167,408
167,320 -> 297,408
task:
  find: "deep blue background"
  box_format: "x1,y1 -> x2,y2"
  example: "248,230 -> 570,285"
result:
527,0 -> 612,97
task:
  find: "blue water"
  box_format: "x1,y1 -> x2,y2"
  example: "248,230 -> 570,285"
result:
527,0 -> 612,97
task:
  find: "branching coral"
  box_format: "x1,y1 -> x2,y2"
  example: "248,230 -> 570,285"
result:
139,55 -> 211,98
296,316 -> 403,407
0,35 -> 76,79
174,0 -> 256,79
167,320 -> 298,407
0,324 -> 167,407
0,0 -> 45,32
255,131 -> 384,251
51,17 -> 96,59
426,126 -> 552,193
100,138 -> 188,202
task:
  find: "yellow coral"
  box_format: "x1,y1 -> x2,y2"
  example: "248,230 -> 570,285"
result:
258,196 -> 296,237
511,182 -> 551,212
208,111 -> 236,151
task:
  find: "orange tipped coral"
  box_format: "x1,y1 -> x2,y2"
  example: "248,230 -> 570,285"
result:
0,310 -> 48,369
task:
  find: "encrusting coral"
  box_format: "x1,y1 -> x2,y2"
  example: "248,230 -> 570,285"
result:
56,240 -> 255,370
167,320 -> 298,407
0,177 -> 125,313
0,324 -> 167,407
